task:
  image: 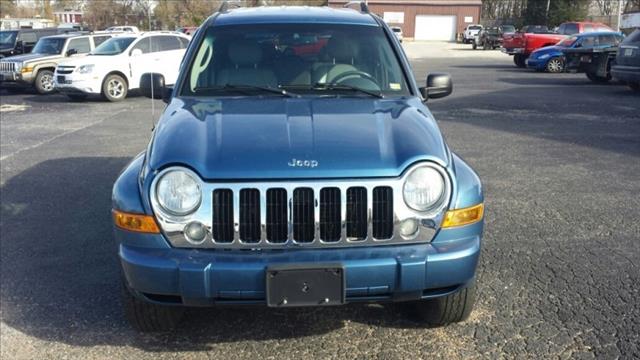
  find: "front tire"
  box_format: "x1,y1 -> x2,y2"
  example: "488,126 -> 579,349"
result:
472,42 -> 477,50
545,57 -> 564,73
514,54 -> 526,68
411,279 -> 476,326
35,69 -> 55,94
102,74 -> 128,102
122,282 -> 184,332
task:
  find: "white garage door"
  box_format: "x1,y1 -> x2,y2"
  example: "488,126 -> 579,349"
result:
414,15 -> 457,41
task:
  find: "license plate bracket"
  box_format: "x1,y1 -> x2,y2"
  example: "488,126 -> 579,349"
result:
266,264 -> 345,307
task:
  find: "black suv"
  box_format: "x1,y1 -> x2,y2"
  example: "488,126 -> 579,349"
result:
612,28 -> 640,91
0,28 -> 62,58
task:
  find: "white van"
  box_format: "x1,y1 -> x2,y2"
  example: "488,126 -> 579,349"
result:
54,32 -> 190,101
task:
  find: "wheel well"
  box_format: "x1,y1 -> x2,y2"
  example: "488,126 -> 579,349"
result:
36,67 -> 55,74
103,71 -> 129,87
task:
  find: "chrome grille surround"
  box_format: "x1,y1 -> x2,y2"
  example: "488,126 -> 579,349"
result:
150,162 -> 452,249
55,65 -> 75,74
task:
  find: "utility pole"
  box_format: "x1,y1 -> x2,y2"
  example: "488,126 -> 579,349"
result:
545,0 -> 551,19
616,0 -> 623,31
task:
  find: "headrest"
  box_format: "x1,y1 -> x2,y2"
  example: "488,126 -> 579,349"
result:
228,41 -> 262,66
325,36 -> 359,63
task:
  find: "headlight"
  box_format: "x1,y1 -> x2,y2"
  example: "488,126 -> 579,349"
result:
155,169 -> 202,216
538,54 -> 550,59
76,64 -> 94,74
403,165 -> 447,213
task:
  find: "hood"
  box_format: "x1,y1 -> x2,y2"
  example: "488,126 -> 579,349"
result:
148,97 -> 449,180
532,45 -> 562,56
0,53 -> 61,63
58,53 -> 119,67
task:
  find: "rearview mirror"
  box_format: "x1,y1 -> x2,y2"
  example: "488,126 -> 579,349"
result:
420,73 -> 452,100
140,72 -> 172,103
66,48 -> 77,56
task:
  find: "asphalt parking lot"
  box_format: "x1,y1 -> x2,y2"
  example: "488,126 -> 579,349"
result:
1,42 -> 639,359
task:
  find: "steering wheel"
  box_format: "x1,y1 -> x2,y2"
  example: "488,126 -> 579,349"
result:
329,70 -> 380,88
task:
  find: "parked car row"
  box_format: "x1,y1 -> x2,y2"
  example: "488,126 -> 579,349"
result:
0,31 -> 191,101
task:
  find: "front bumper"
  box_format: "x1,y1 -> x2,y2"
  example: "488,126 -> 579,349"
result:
526,57 -> 546,70
0,71 -> 34,86
501,47 -> 524,55
118,221 -> 482,306
54,72 -> 102,94
611,65 -> 640,83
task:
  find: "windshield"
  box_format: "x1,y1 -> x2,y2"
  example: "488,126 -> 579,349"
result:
182,23 -> 410,97
558,36 -> 578,47
91,37 -> 136,55
501,25 -> 516,33
469,26 -> 482,30
0,31 -> 18,48
31,38 -> 66,55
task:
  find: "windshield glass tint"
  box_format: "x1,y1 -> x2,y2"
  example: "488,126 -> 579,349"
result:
32,38 -> 65,54
558,36 -> 578,47
0,31 -> 18,47
182,23 -> 410,97
469,26 -> 482,30
91,37 -> 136,55
501,25 -> 515,33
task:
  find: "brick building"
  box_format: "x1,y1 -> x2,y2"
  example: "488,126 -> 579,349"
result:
329,0 -> 482,41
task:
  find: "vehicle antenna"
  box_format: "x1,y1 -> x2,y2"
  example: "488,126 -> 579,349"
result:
148,0 -> 155,131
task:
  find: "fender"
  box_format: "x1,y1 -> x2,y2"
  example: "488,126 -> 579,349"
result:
112,152 -> 146,214
450,152 -> 483,209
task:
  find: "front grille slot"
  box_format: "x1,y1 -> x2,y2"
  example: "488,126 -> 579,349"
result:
373,186 -> 394,239
239,189 -> 260,243
293,188 -> 314,242
320,187 -> 341,242
346,187 -> 368,240
266,188 -> 287,243
212,189 -> 234,243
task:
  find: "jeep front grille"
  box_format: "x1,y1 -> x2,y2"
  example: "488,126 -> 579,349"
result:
208,186 -> 389,245
0,62 -> 16,73
151,165 -> 451,249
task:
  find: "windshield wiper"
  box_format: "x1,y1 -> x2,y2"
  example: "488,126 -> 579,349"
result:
195,84 -> 298,97
283,83 -> 384,98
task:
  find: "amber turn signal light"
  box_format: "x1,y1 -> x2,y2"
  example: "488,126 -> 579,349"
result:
113,210 -> 160,233
441,203 -> 484,228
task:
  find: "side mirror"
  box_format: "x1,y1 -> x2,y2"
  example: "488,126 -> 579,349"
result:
131,48 -> 143,57
66,48 -> 78,56
15,40 -> 23,50
420,73 -> 452,100
140,72 -> 172,103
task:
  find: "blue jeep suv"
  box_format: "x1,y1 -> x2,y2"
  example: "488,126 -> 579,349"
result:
113,3 -> 484,331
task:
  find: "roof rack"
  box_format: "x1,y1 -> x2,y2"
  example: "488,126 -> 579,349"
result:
218,0 -> 242,13
343,1 -> 369,13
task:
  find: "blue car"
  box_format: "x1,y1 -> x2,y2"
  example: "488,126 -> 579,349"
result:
527,31 -> 624,72
113,2 -> 484,331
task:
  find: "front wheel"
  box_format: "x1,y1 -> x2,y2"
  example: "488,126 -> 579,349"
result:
472,42 -> 477,50
35,69 -> 55,94
513,54 -> 526,68
121,282 -> 184,332
102,74 -> 128,102
545,57 -> 564,73
409,279 -> 476,326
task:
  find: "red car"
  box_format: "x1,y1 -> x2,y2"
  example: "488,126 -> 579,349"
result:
502,22 -> 613,67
